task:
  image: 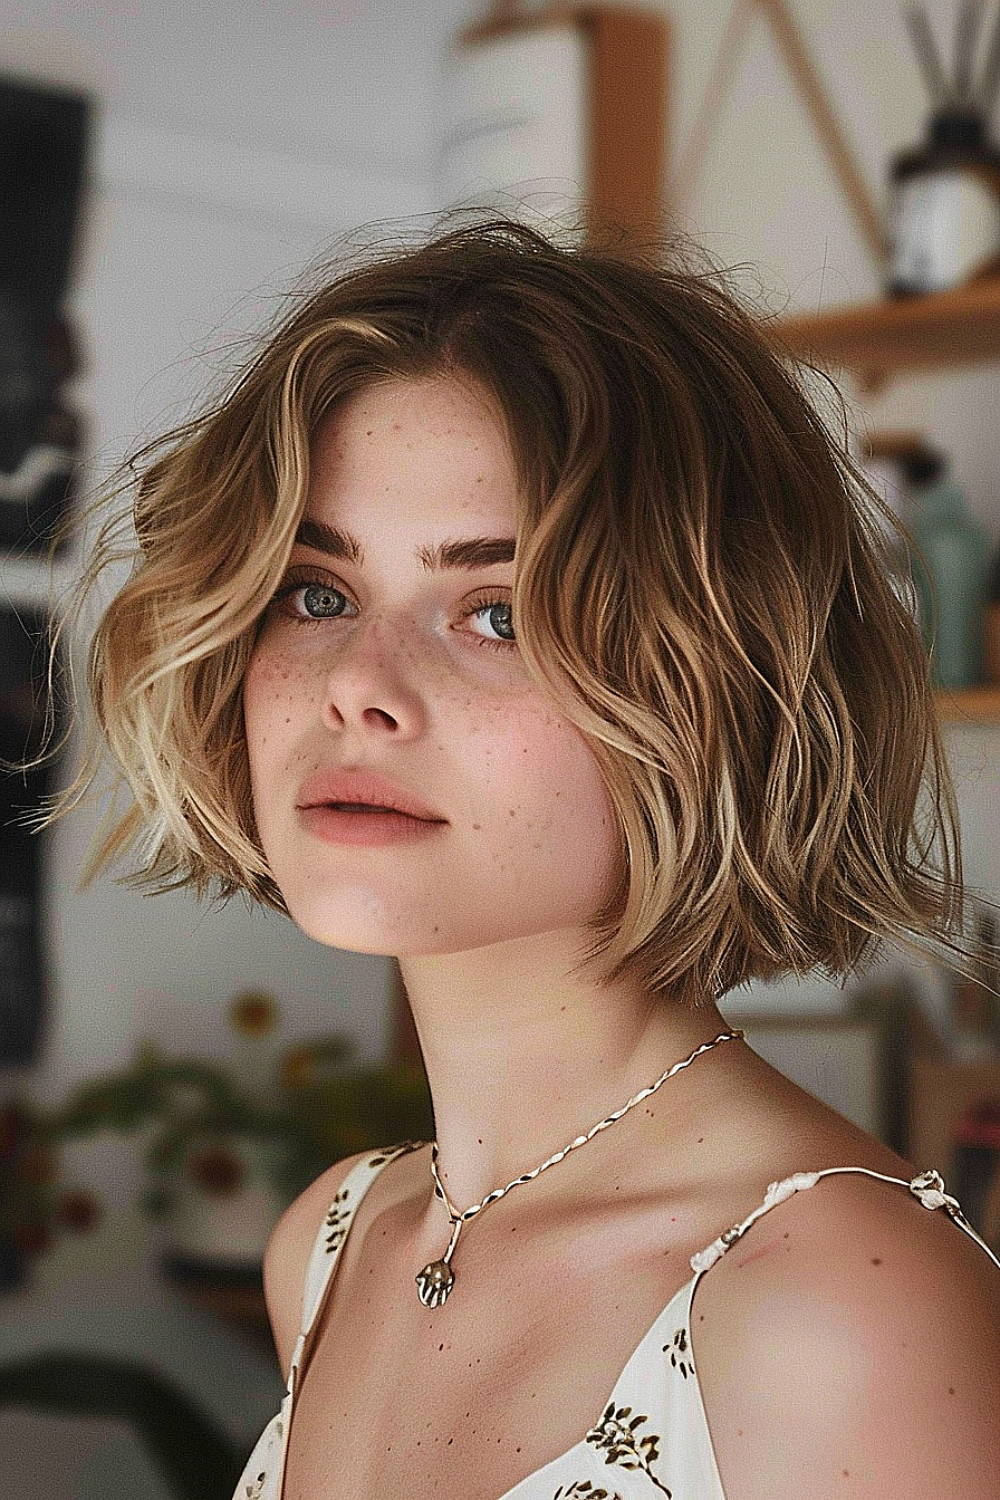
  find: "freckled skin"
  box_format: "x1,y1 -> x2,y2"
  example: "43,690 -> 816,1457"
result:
242,376 -> 620,957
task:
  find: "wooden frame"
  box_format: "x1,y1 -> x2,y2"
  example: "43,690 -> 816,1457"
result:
909,1054 -> 1000,1249
671,0 -> 886,271
447,3 -> 669,244
908,1054 -> 1000,1167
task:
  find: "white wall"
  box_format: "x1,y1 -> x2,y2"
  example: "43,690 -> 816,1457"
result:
1,0 -> 469,1116
1,0 -> 998,1260
0,1 -> 467,1299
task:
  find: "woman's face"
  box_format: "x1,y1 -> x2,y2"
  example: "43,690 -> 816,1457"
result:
243,374 -> 620,956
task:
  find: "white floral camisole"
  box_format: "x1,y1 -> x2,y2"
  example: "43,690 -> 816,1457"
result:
232,1143 -> 1000,1500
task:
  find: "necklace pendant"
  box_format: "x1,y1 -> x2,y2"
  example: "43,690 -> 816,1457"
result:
415,1258 -> 455,1307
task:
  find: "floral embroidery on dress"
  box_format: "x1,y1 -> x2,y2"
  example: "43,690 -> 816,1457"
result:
552,1482 -> 625,1499
367,1139 -> 427,1167
323,1144 -> 425,1254
320,1146 -> 422,1254
323,1186 -> 352,1254
585,1403 -> 673,1496
663,1326 -> 695,1380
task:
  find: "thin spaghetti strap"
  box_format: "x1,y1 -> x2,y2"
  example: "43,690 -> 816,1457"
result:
287,1140 -> 427,1390
690,1165 -> 1000,1275
817,1166 -> 1000,1270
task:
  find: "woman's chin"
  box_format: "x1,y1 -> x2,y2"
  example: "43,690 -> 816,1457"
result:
285,903 -> 460,956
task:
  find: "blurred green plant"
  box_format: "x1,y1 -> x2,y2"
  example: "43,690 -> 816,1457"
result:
0,990 -> 433,1260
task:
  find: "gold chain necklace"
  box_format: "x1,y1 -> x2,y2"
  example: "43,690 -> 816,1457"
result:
415,1027 -> 746,1306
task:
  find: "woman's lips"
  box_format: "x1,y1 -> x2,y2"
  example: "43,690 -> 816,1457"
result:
295,768 -> 445,823
298,804 -> 448,847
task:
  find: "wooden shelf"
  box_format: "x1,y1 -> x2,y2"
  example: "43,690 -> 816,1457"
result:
769,275 -> 1000,390
768,278 -> 1000,718
934,686 -> 1000,723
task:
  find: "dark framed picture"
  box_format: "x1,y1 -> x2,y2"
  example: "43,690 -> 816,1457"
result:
0,602 -> 63,1065
0,75 -> 91,556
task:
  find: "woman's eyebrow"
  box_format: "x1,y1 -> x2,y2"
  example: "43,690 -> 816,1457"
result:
293,519 -> 516,571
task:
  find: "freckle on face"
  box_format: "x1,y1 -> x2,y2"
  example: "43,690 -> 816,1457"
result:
241,374 -> 621,957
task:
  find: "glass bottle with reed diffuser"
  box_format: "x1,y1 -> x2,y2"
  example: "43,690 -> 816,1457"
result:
888,0 -> 1000,295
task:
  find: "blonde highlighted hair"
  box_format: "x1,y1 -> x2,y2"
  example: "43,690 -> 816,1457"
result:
20,214 -> 998,1007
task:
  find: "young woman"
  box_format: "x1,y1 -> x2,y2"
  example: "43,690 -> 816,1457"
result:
30,218 -> 1000,1498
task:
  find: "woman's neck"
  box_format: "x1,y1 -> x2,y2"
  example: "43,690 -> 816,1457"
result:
397,930 -> 733,1212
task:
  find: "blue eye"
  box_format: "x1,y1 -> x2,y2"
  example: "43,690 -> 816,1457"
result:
468,596 -> 516,651
266,571 -> 517,652
270,575 -> 353,622
299,583 -> 348,618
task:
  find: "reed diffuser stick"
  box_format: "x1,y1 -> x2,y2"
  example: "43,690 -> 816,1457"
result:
905,4 -> 950,107
977,1 -> 1000,116
954,0 -> 988,104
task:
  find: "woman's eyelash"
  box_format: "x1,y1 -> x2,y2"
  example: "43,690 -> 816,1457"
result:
268,572 -> 516,651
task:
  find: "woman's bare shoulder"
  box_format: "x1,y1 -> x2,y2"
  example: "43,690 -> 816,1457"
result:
262,1150 -> 374,1380
693,1154 -> 1000,1500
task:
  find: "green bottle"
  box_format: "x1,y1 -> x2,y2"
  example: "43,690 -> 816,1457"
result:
903,448 -> 992,688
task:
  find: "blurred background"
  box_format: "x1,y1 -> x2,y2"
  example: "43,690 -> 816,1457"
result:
3,1 -> 1000,1495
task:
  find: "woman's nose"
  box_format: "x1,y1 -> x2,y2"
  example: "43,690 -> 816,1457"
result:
319,618 -> 427,738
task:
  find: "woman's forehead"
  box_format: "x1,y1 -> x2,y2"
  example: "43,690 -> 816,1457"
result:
315,372 -> 506,448
306,375 -> 520,532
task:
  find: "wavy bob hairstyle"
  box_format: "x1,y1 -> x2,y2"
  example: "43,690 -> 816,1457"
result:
21,214 -> 999,1008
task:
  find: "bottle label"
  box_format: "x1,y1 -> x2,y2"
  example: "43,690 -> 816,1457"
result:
889,168 -> 1000,292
